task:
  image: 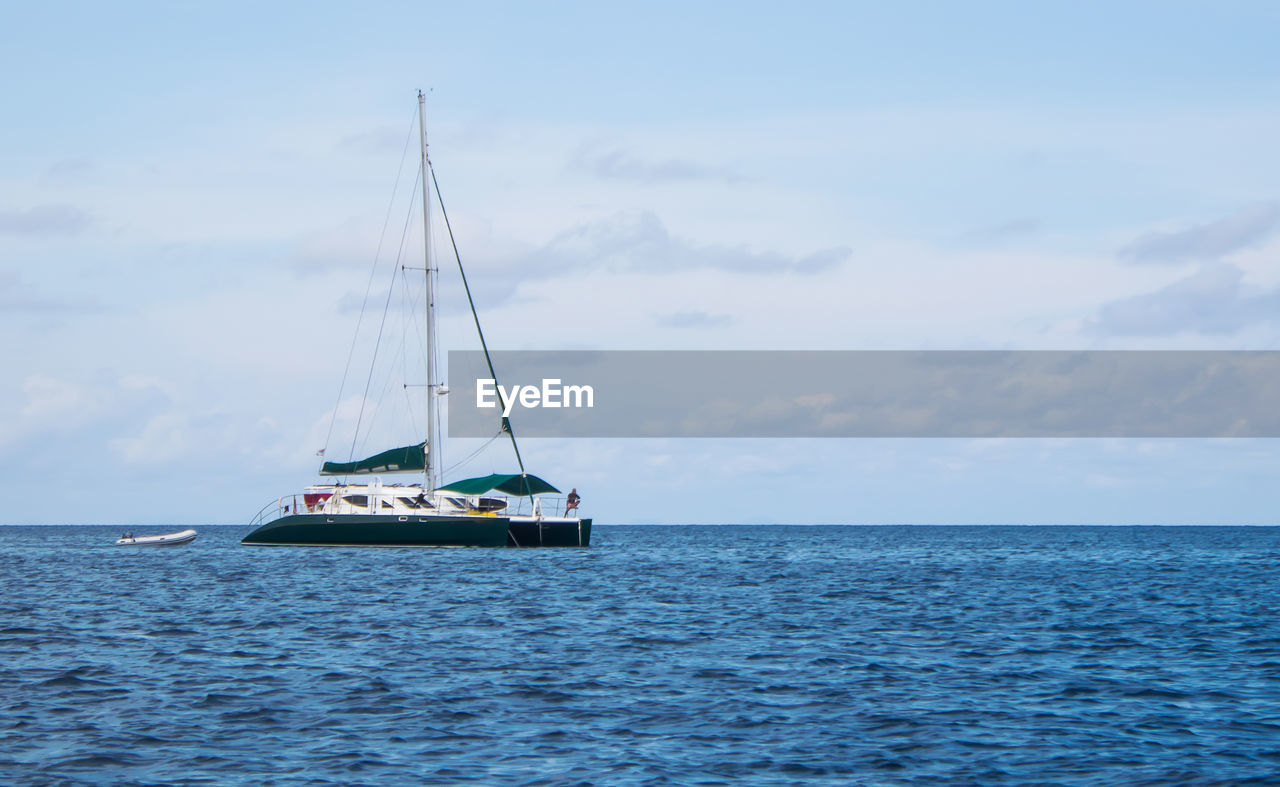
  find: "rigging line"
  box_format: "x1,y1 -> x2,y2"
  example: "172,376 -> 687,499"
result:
429,162 -> 526,476
398,264 -> 411,392
398,265 -> 422,440
402,382 -> 421,440
349,165 -> 422,461
359,268 -> 420,457
441,430 -> 504,477
360,346 -> 400,455
400,262 -> 428,394
428,209 -> 445,480
402,258 -> 430,444
361,282 -> 413,447
322,107 -> 418,458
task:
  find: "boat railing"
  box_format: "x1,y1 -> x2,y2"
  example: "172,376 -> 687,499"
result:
501,495 -> 584,518
251,492 -> 328,525
249,497 -> 292,527
248,493 -> 584,525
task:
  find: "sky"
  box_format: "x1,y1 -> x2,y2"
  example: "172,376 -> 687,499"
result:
3,1 -> 1280,524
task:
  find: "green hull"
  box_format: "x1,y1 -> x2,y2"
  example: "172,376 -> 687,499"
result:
507,518 -> 592,547
241,514 -> 509,547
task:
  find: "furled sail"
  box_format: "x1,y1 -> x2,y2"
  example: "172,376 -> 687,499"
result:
320,442 -> 426,475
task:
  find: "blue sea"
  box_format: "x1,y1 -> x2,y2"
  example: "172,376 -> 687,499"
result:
2,525 -> 1278,785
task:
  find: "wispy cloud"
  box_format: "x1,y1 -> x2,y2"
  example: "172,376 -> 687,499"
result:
45,158 -> 93,179
965,217 -> 1041,243
1091,263 -> 1280,335
381,211 -> 850,311
532,210 -> 849,276
0,270 -> 100,313
0,294 -> 94,313
655,310 -> 735,329
1120,203 -> 1280,263
338,126 -> 412,155
291,217 -> 386,275
0,372 -> 171,449
0,204 -> 90,236
571,145 -> 745,185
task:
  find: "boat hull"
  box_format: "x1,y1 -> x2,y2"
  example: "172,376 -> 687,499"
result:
507,518 -> 592,547
241,514 -> 592,547
241,514 -> 509,547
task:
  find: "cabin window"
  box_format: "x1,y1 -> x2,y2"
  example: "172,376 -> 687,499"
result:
473,497 -> 508,513
342,495 -> 368,507
397,496 -> 436,509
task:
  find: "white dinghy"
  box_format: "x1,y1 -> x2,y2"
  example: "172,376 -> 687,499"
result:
116,529 -> 197,546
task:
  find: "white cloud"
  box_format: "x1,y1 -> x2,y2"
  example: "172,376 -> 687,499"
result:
1120,203 -> 1280,263
2,373 -> 170,447
1092,263 -> 1280,336
19,375 -> 92,421
0,204 -> 89,235
110,412 -> 191,465
570,143 -> 746,185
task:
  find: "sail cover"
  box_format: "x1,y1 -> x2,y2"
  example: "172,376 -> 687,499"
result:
437,473 -> 560,496
320,443 -> 426,475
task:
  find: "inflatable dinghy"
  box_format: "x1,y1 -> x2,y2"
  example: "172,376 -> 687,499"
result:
115,529 -> 197,546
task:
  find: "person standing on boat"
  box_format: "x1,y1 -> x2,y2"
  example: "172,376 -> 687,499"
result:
565,488 -> 580,517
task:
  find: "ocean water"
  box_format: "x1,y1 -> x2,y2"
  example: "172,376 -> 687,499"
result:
2,525 -> 1278,785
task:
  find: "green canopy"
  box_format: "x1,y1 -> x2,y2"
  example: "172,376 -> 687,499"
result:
437,473 -> 560,496
320,442 -> 426,475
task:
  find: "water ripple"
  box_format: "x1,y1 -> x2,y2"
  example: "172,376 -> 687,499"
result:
1,524 -> 1278,784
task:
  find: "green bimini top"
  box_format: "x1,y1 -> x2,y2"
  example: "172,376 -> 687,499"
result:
436,473 -> 560,496
320,443 -> 426,475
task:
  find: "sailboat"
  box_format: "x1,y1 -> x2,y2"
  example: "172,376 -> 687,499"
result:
242,93 -> 591,548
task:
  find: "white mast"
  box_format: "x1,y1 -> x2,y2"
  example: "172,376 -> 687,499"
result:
418,90 -> 438,492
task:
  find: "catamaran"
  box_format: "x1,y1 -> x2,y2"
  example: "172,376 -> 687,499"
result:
242,93 -> 590,548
